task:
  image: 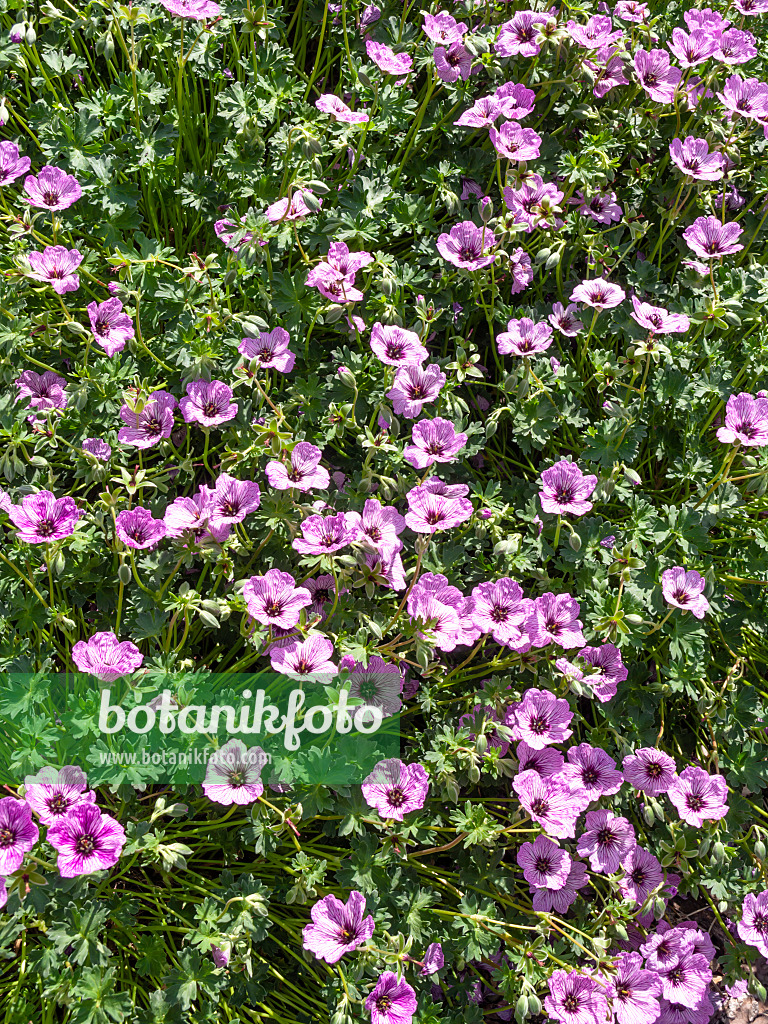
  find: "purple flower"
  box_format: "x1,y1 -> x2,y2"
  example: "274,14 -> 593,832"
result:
303,891 -> 375,963
564,744 -> 623,799
15,369 -> 67,412
24,165 -> 82,211
470,578 -> 533,648
344,656 -> 403,719
0,797 -> 39,873
567,643 -> 627,702
118,390 -> 177,448
266,443 -> 330,492
164,493 -> 230,544
243,569 -> 312,629
82,438 -> 112,461
27,246 -> 83,294
239,327 -> 296,373
549,302 -> 583,337
682,215 -> 743,259
202,474 -> 261,527
573,189 -> 623,224
265,190 -> 321,223
532,860 -> 589,912
622,748 -> 678,795
568,14 -> 619,48
656,995 -> 715,1024
23,766 -> 95,826
8,491 -> 81,543
419,942 -> 444,976
404,485 -> 473,534
619,846 -> 664,904
515,740 -> 564,777
365,972 -> 417,1024
270,635 -> 338,682
403,418 -> 467,469
518,834 -> 572,889
545,970 -> 608,1024
587,44 -> 630,97
577,809 -> 635,872
513,769 -> 582,839
115,507 -> 166,550
458,703 -> 510,756
496,11 -> 547,58
345,498 -> 406,556
503,175 -> 564,233
365,38 -> 412,77
362,759 -> 429,820
158,0 -> 221,18
631,297 -> 690,334
509,247 -> 534,294
641,926 -> 696,970
512,688 -> 573,748
497,317 -> 553,357
214,218 -> 254,252
539,460 -> 598,516
72,632 -> 144,682
685,8 -> 729,33
570,276 -> 626,310
0,142 -> 31,185
306,262 -> 365,303
634,49 -> 682,103
717,73 -> 768,120
387,363 -> 446,419
667,28 -> 718,67
360,4 -> 381,31
657,951 -> 712,1009
529,593 -> 586,650
436,221 -> 496,270
737,890 -> 768,957
669,137 -> 725,180
667,766 -> 728,826
455,96 -> 502,128
494,81 -> 536,120
606,952 -> 663,1024
370,322 -> 428,367
434,41 -> 473,82
179,380 -> 238,427
661,567 -> 710,619
315,94 -> 370,124
211,946 -> 230,968
46,803 -> 126,877
716,29 -> 757,64
423,12 -> 467,44
87,297 -> 135,357
488,123 -> 542,162
202,739 -> 268,804
293,511 -> 359,554
716,392 -> 768,445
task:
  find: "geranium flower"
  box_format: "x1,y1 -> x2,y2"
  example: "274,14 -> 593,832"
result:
24,165 -> 82,211
115,507 -> 167,550
640,927 -> 696,970
518,834 -> 572,889
532,860 -> 589,912
419,942 -> 444,976
504,175 -> 564,233
0,797 -> 40,873
201,474 -> 261,527
669,137 -> 725,180
577,809 -> 635,872
344,656 -> 403,719
239,327 -> 296,373
661,567 -> 710,619
716,392 -> 768,445
365,38 -> 412,76
72,632 -> 144,682
549,302 -> 583,336
515,741 -> 565,777
46,804 -> 126,877
497,317 -> 553,356
605,953 -> 663,1024
470,578 -> 534,648
302,891 -> 375,963
509,247 -> 534,293
631,296 -> 690,333
667,766 -> 728,826
738,890 -> 768,957
619,846 -> 664,903
545,970 -> 608,1024
118,390 -> 177,448
179,380 -> 238,427
164,493 -> 230,544
717,73 -> 768,120
455,96 -> 502,128
494,81 -> 536,119
202,739 -> 269,804
361,759 -> 429,820
570,276 -> 626,309
634,48 -> 682,103
86,298 -> 135,356
422,12 -> 467,44
158,0 -> 221,19
365,972 -> 418,1024
587,45 -> 629,97
8,491 -> 81,543
496,11 -> 547,58
265,190 -> 321,222
488,123 -> 542,162
82,438 -> 112,461
568,643 -> 628,702
434,41 -> 472,82
345,498 -> 406,555
404,485 -> 473,533
572,190 -> 622,224
214,218 -> 253,251
243,569 -> 312,629
564,744 -> 623,799
369,322 -> 428,367
27,245 -> 83,294
567,15 -> 619,48
623,748 -> 678,794
23,766 -> 95,825
0,142 -> 31,185
293,512 -> 360,554
15,370 -> 67,412
270,636 -> 338,682
667,28 -> 718,67
403,418 -> 467,468
528,592 -> 586,649
656,950 -> 712,1009
387,363 -> 446,419
682,215 -> 743,258
539,460 -> 598,516
436,221 -> 496,270
266,443 -> 330,491
716,28 -> 757,64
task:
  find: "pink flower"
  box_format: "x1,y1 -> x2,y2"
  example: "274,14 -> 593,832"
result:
366,972 -> 417,1024
302,891 -> 374,964
488,123 -> 542,162
404,485 -> 473,533
270,635 -> 338,682
47,804 -> 126,876
24,165 -> 82,211
214,218 -> 253,251
115,507 -> 166,549
737,891 -> 768,957
293,512 -> 360,555
72,632 -> 144,682
202,474 -> 261,527
518,834 -> 572,889
615,2 -> 648,21
315,94 -> 369,124
27,245 -> 83,294
455,96 -> 502,128
265,190 -> 321,222
619,846 -> 664,904
118,390 -> 177,448
494,81 -> 536,119
567,15 -> 620,49
15,369 -> 67,412
509,247 -> 534,293
243,569 -> 312,629
669,137 -> 724,180
661,567 -> 710,619
470,578 -> 533,648
511,688 -> 573,749
528,593 -> 586,649
202,738 -> 268,804
570,277 -> 626,309
422,12 -> 467,44
717,73 -> 768,120
239,327 -> 295,373
87,298 -> 135,357
667,27 -> 718,67
361,759 -> 429,820
164,493 -> 231,544
572,189 -> 622,224
434,42 -> 472,82
266,442 -> 330,491
403,418 -> 467,468
716,392 -> 768,445
370,322 -> 428,366
497,317 -> 553,356
623,748 -> 678,795
513,770 -> 582,839
682,215 -> 743,258
634,48 -> 682,103
539,460 -> 598,516
158,0 -> 221,18
387,363 -> 446,419
545,970 -> 608,1024
179,379 -> 238,427
630,296 -> 690,334
549,302 -> 583,336
577,809 -> 635,872
365,38 -> 412,77
8,491 -> 81,543
667,766 -> 728,826
436,221 -> 496,270
0,141 -> 31,185
496,11 -> 547,58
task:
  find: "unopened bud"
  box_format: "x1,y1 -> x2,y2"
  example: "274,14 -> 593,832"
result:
336,365 -> 356,388
118,563 -> 132,585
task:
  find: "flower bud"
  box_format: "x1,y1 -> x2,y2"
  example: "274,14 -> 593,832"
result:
336,365 -> 356,388
9,23 -> 24,44
118,563 -> 132,585
25,23 -> 36,44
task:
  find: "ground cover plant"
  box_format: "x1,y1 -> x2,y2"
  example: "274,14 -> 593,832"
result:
1,0 -> 768,1020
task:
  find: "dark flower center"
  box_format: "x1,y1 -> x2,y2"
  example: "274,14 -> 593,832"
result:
407,384 -> 428,400
259,347 -> 274,361
530,798 -> 549,815
644,73 -> 658,86
145,417 -> 162,437
36,519 -> 56,537
490,605 -> 509,623
129,528 -> 147,543
563,994 -> 580,1012
339,926 -> 355,942
582,767 -> 599,786
203,401 -> 219,417
265,601 -> 283,617
0,827 -> 16,847
367,526 -> 382,542
75,834 -> 96,855
686,793 -> 705,811
646,761 -> 664,778
376,996 -> 393,1012
388,787 -> 406,808
313,588 -> 332,605
596,827 -> 616,846
42,190 -> 61,206
220,501 -> 239,517
228,770 -> 246,787
667,966 -> 685,984
616,985 -> 632,1001
555,487 -> 575,503
673,589 -> 689,603
529,714 -> 549,735
48,794 -> 68,814
753,913 -> 768,932
426,442 -> 445,454
425,510 -> 446,525
630,868 -> 646,884
534,856 -> 552,874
